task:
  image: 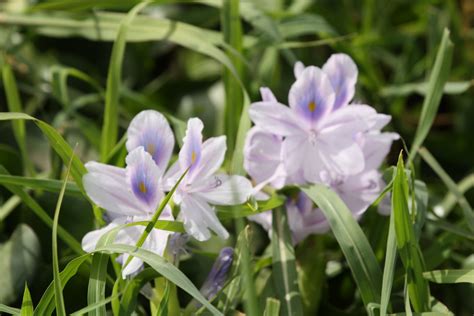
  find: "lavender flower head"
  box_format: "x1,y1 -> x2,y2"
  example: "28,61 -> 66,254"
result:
245,53 -> 399,244
199,247 -> 234,300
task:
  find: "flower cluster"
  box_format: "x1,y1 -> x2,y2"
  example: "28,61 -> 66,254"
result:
82,111 -> 252,277
244,54 -> 399,243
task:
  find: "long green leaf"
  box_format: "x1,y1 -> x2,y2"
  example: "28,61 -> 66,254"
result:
301,184 -> 383,307
263,298 -> 280,316
408,29 -> 453,162
94,244 -> 223,316
34,255 -> 90,316
392,153 -> 430,312
423,270 -> 474,284
100,1 -> 149,161
0,174 -> 82,196
380,209 -> 397,316
0,166 -> 83,255
271,208 -> 303,316
0,304 -> 20,315
436,173 -> 474,217
87,253 -> 109,316
52,153 -> 75,316
20,285 -> 33,316
419,148 -> 474,232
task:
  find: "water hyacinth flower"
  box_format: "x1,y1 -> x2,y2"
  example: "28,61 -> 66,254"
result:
82,146 -> 173,278
165,118 -> 253,241
249,71 -> 377,183
246,53 -> 399,243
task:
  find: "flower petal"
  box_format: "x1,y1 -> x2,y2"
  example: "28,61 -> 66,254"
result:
180,195 -> 229,241
288,66 -> 335,125
260,87 -> 277,102
192,136 -> 227,180
293,61 -> 305,79
249,102 -> 302,136
282,134 -> 307,176
193,174 -> 253,205
244,127 -> 285,188
126,110 -> 175,171
81,219 -> 125,252
125,147 -> 163,213
322,53 -> 358,109
179,118 -> 203,176
83,168 -> 143,216
362,132 -> 399,170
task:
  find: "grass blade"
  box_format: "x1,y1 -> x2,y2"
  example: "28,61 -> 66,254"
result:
423,270 -> 474,284
0,304 -> 20,315
52,151 -> 75,316
271,208 -> 303,316
87,253 -> 109,316
392,153 -> 430,312
221,0 -> 243,158
20,285 -> 33,316
408,29 -> 453,162
94,244 -> 223,316
100,1 -> 150,161
301,184 -> 383,307
263,298 -> 280,316
0,175 -> 82,196
380,209 -> 397,316
419,147 -> 474,232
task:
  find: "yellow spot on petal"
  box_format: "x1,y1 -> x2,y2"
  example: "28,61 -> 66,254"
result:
146,143 -> 155,155
308,101 -> 316,112
191,150 -> 196,163
139,181 -> 147,193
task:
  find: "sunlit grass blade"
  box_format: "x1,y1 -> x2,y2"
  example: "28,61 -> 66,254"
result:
52,150 -> 75,316
156,279 -> 171,316
381,80 -> 472,97
0,304 -> 20,315
20,284 -> 33,316
392,153 -> 430,312
217,193 -> 285,219
94,244 -> 223,316
1,64 -> 34,176
423,270 -> 474,284
0,165 -> 83,255
271,208 -> 303,316
263,298 -> 280,316
419,147 -> 474,232
408,28 -> 453,163
34,255 -> 90,316
0,112 -> 87,193
301,184 -> 382,307
100,1 -> 150,161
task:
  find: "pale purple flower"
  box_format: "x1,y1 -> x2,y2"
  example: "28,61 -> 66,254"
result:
165,118 -> 253,241
82,147 -> 173,277
249,68 -> 376,183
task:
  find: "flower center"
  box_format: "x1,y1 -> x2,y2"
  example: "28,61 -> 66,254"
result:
139,181 -> 147,193
146,143 -> 155,155
308,129 -> 318,145
308,101 -> 316,112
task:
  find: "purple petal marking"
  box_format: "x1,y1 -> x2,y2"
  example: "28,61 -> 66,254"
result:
288,66 -> 335,125
180,118 -> 203,175
126,147 -> 163,213
322,53 -> 358,110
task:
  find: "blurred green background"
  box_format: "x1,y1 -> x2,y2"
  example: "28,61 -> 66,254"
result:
0,0 -> 473,314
